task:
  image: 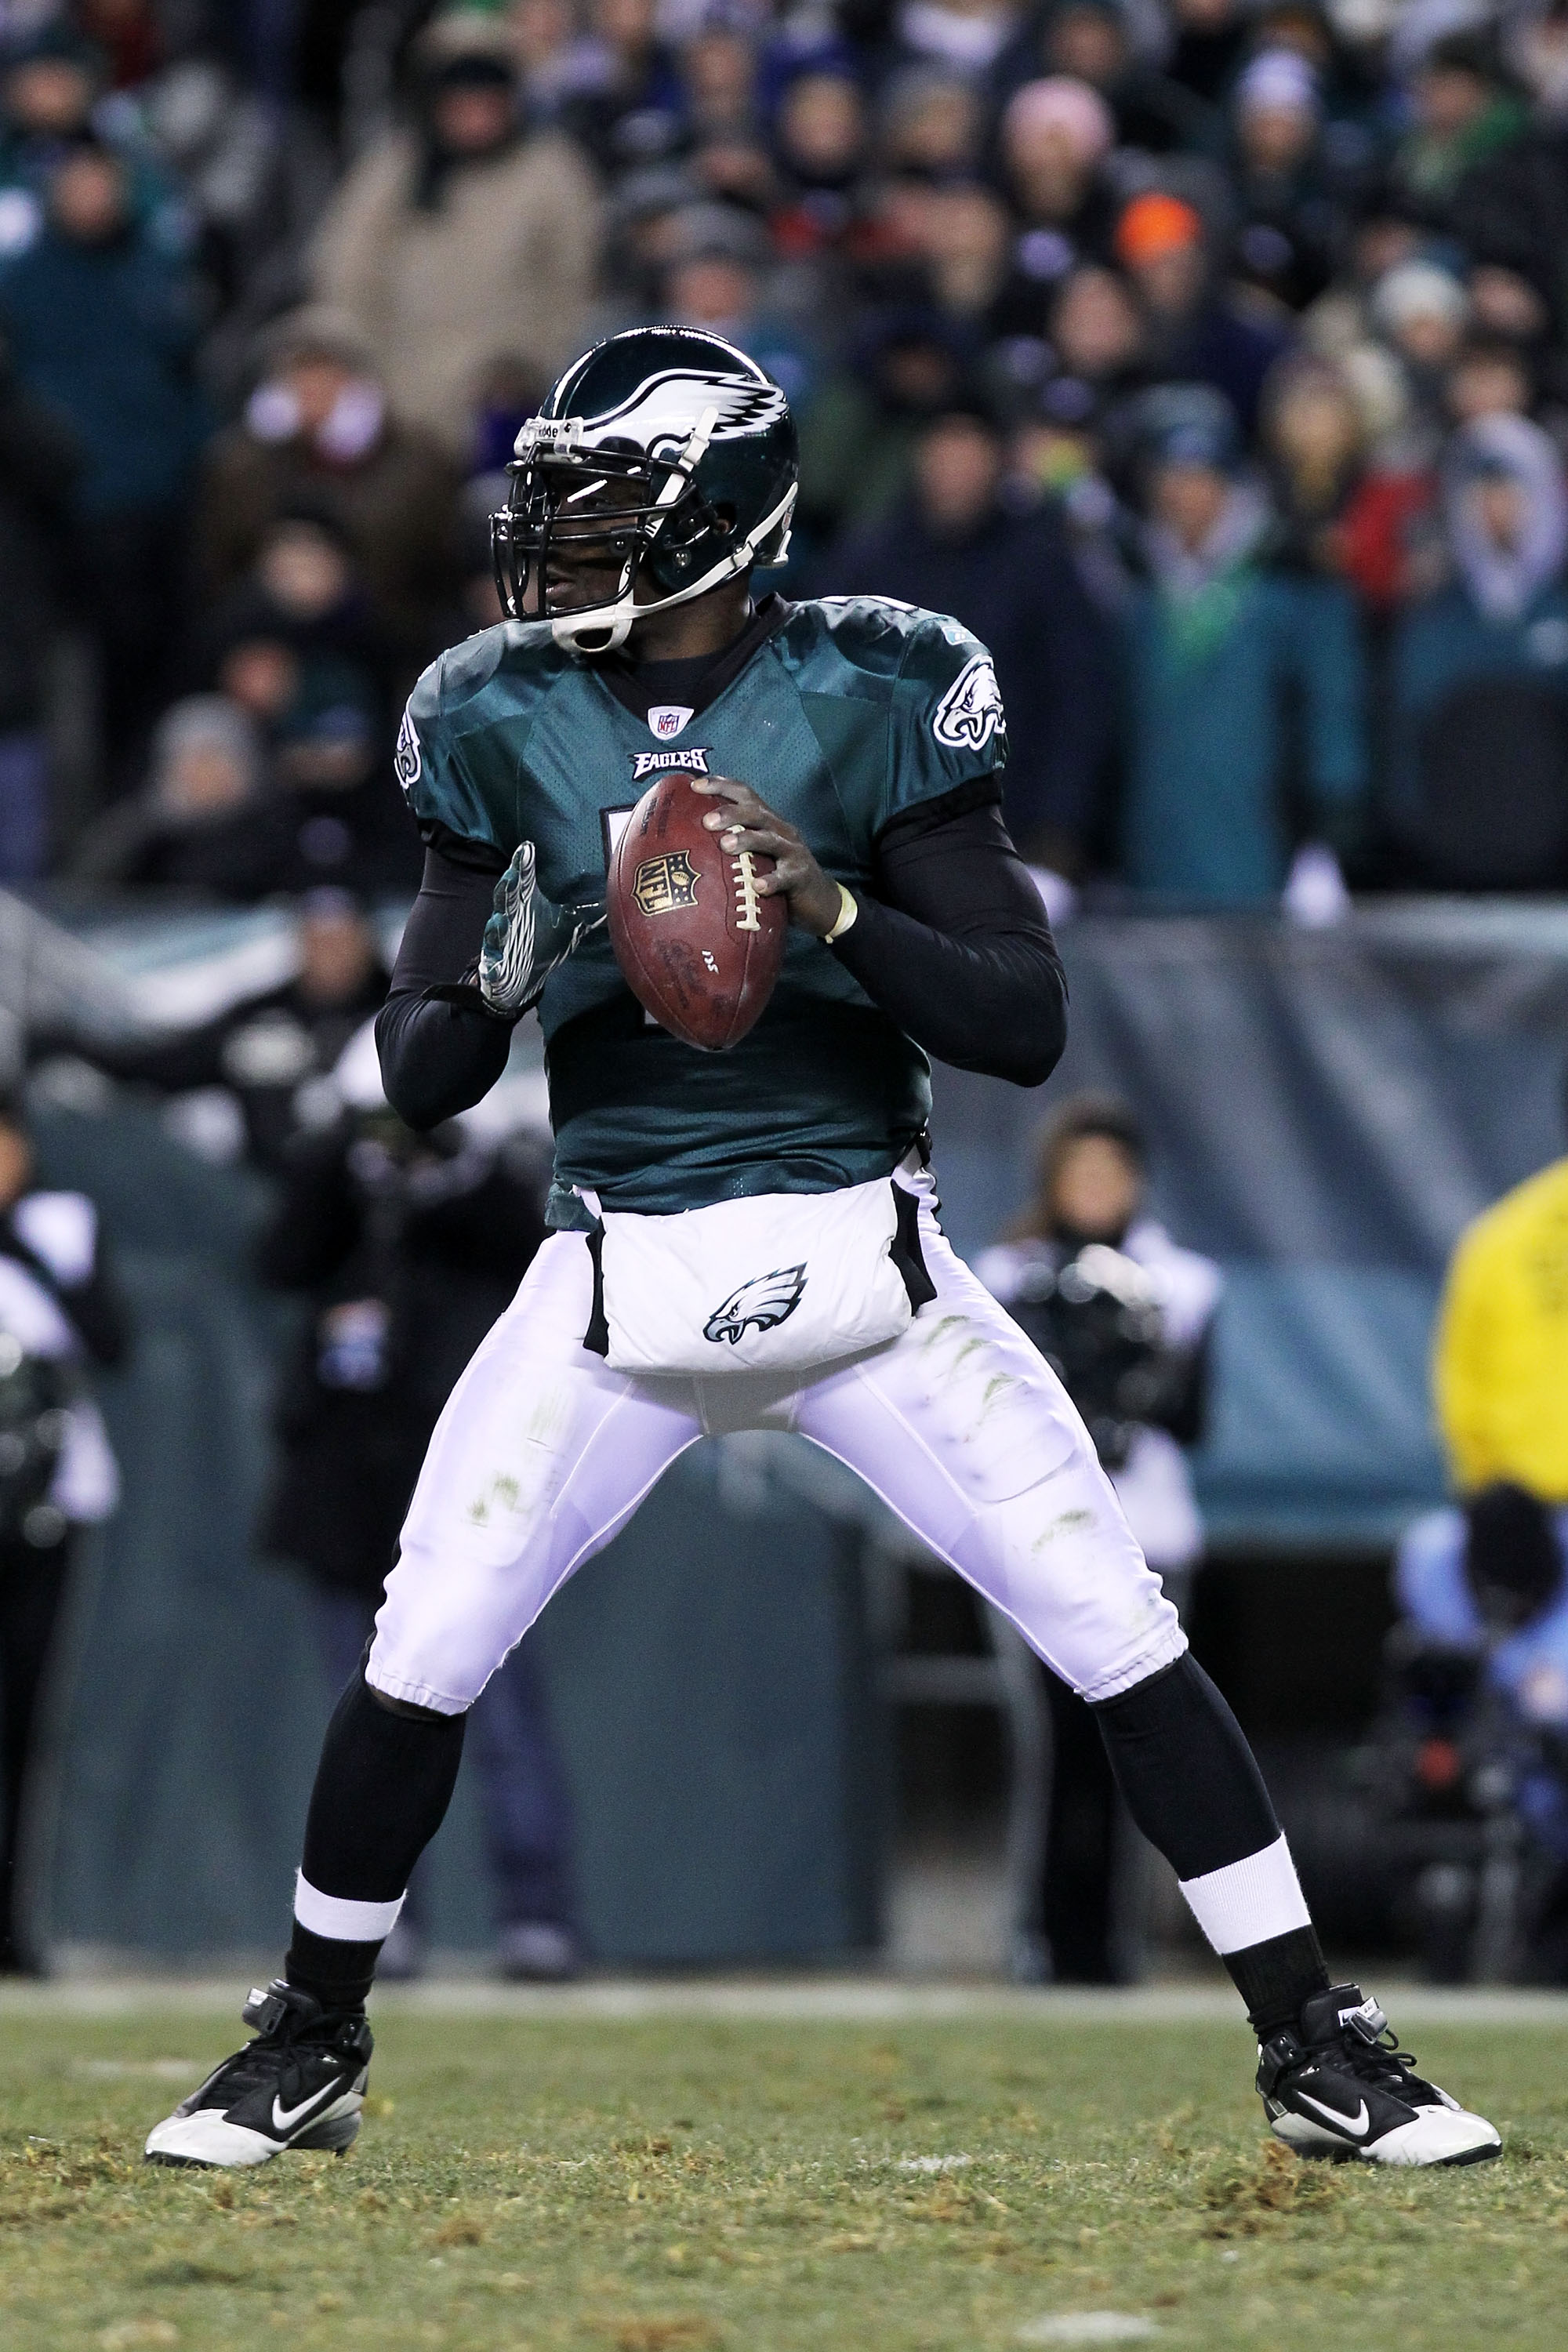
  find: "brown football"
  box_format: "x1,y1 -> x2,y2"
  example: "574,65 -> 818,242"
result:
607,771 -> 787,1051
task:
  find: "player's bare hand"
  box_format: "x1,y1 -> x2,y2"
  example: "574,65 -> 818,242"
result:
692,776 -> 842,938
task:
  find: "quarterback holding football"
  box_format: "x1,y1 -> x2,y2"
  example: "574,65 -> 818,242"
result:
145,328 -> 1498,2172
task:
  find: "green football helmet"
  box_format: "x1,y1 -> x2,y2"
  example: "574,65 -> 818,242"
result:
491,325 -> 799,653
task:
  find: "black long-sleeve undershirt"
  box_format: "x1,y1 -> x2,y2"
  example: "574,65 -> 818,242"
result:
829,788 -> 1065,1083
376,784 -> 1066,1131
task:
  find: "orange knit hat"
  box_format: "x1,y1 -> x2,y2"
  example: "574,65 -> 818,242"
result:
1115,192 -> 1203,265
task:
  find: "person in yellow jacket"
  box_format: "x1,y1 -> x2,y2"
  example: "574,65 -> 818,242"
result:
1433,1152 -> 1568,1501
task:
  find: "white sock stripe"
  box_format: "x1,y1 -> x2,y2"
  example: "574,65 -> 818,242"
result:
1177,1833 -> 1310,1956
293,1871 -> 405,1944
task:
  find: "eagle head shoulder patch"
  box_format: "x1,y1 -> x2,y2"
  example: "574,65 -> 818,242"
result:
931,654 -> 1006,753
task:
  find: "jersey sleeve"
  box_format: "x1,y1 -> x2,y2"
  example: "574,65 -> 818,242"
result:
879,614 -> 1009,835
394,655 -> 508,858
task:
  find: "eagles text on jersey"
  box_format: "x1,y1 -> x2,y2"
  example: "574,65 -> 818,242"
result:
399,597 -> 1008,1224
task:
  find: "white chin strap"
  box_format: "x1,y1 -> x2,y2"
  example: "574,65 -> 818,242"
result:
546,481 -> 797,655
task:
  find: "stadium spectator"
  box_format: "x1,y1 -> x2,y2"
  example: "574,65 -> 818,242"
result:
310,9 -> 599,456
978,1092 -> 1221,1982
1044,261 -> 1149,405
256,1051 -> 579,1980
1022,0 -> 1215,156
795,313 -> 967,546
878,66 -> 982,179
189,510 -> 397,765
0,340 -> 78,879
1167,0 -> 1249,110
135,52 -> 328,341
917,178 -> 1012,335
1228,48 -> 1343,314
270,655 -> 419,898
1444,337 -> 1534,428
95,887 -> 390,1173
829,392 -> 1116,876
681,15 -> 759,144
1367,258 -> 1472,444
1117,383 -> 1367,903
559,0 -> 685,175
0,1093 -> 127,1973
78,694 -> 285,902
509,0 -> 584,120
197,307 -> 462,685
1388,412 -> 1568,891
1258,351 -> 1370,581
991,77 -> 1119,334
1433,1072 -> 1568,1506
0,21 -> 189,260
1113,190 -> 1288,436
0,134 -> 205,793
770,64 -> 866,257
659,203 -> 817,415
1387,31 -> 1529,238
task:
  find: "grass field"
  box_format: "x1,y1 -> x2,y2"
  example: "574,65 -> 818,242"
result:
0,1992 -> 1565,2352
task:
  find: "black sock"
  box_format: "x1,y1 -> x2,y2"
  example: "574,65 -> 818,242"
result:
284,1670 -> 467,2012
1092,1656 -> 1330,2038
1091,1654 -> 1279,1880
284,1922 -> 384,2015
1223,1925 -> 1332,2043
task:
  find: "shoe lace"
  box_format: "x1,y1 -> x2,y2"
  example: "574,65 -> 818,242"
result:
212,2037 -> 309,2102
207,1991 -> 357,2103
1334,2013 -> 1429,2096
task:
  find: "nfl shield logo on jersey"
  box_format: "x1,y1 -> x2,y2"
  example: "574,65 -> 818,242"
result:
648,705 -> 694,740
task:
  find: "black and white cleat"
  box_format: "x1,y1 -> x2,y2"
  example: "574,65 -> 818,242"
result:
144,1980 -> 372,2169
1258,1984 -> 1501,2168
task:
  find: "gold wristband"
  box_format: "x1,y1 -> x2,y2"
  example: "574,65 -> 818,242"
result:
824,884 -> 858,945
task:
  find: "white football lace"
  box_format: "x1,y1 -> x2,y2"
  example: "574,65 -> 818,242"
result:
731,850 -> 762,934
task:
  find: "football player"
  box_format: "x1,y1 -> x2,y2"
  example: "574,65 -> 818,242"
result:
147,328 -> 1498,2172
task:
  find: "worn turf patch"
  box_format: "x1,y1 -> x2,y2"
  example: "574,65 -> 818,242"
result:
0,2009 -> 1562,2350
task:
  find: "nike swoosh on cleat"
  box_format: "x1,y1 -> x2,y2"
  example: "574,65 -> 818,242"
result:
271,2083 -> 343,2136
1297,2093 -> 1370,2138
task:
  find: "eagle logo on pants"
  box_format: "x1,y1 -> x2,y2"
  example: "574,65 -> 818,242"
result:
702,1264 -> 808,1345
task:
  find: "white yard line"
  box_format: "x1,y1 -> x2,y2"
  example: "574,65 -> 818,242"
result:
4,1976 -> 1568,2025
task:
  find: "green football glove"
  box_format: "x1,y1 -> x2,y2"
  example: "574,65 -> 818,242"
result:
477,841 -> 604,1018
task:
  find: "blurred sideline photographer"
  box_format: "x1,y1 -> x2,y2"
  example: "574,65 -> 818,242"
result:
256,1029 -> 578,1982
1383,1083 -> 1568,1980
1392,1486 -> 1568,1981
0,1091 -> 126,1973
978,1094 -> 1220,1980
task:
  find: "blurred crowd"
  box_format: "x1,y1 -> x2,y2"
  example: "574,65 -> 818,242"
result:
0,0 -> 1561,906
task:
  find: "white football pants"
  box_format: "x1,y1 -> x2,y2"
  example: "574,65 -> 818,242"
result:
367,1178 -> 1188,1715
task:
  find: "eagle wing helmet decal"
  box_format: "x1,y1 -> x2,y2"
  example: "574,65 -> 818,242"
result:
565,370 -> 789,456
703,1263 -> 808,1346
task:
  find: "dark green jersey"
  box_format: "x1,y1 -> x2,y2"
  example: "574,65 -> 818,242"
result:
397,595 -> 1007,1219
